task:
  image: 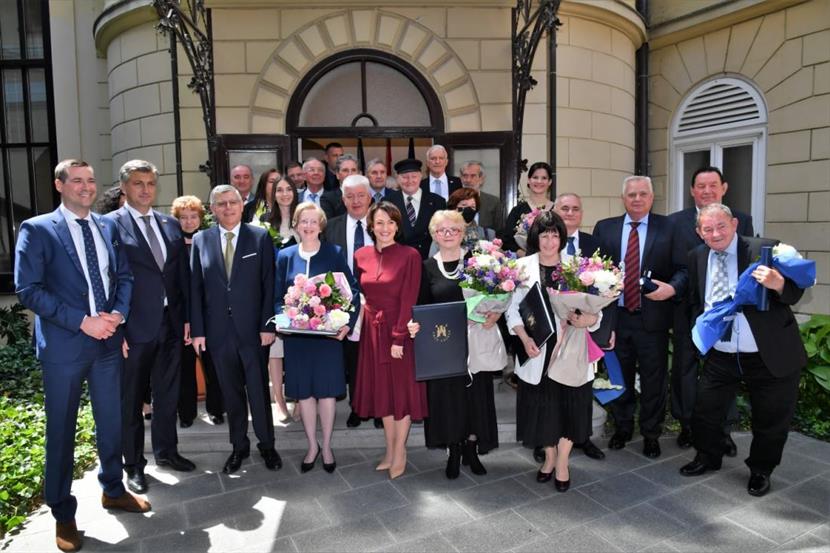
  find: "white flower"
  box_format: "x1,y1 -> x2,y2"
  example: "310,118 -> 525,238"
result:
592,270 -> 620,296
773,243 -> 801,262
475,254 -> 495,268
326,309 -> 350,330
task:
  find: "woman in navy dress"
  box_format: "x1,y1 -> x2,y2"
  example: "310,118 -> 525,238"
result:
274,202 -> 359,473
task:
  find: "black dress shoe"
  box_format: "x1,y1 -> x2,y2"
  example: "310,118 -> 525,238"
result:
180,419 -> 194,429
373,418 -> 383,429
223,450 -> 250,474
581,439 -> 605,460
532,446 -> 545,463
608,432 -> 630,450
747,472 -> 770,496
125,468 -> 148,494
643,438 -> 661,459
446,443 -> 462,479
322,451 -> 336,474
679,457 -> 720,477
554,476 -> 570,492
536,469 -> 553,483
723,435 -> 738,458
676,426 -> 693,449
346,412 -> 362,428
156,452 -> 196,472
301,444 -> 320,473
259,447 -> 282,470
210,414 -> 224,425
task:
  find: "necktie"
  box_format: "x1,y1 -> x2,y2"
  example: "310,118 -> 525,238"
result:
354,220 -> 365,251
433,179 -> 442,197
309,192 -> 318,204
711,251 -> 730,302
141,215 -> 165,270
623,222 -> 641,312
224,231 -> 235,279
374,192 -> 383,203
76,219 -> 107,314
567,236 -> 576,256
406,196 -> 417,226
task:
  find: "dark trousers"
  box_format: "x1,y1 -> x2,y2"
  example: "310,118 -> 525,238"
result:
610,309 -> 669,439
122,309 -> 182,468
343,339 -> 360,409
692,350 -> 800,474
211,335 -> 275,452
178,346 -> 225,420
43,345 -> 125,522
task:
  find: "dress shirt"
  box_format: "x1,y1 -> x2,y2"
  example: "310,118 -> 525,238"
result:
124,202 -> 168,262
429,173 -> 449,200
404,188 -> 423,220
346,214 -> 373,273
302,188 -> 324,206
60,204 -> 111,317
220,223 -> 241,257
560,231 -> 580,263
618,213 -> 649,307
705,235 -> 759,353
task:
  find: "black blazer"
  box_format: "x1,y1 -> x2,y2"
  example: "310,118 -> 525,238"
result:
669,206 -> 754,256
321,189 -> 345,220
190,223 -> 275,347
688,235 -> 806,377
576,231 -> 600,257
592,213 -> 688,332
420,175 -> 462,198
324,167 -> 339,191
322,213 -> 348,253
107,207 -> 189,343
478,191 -> 503,234
389,191 -> 447,259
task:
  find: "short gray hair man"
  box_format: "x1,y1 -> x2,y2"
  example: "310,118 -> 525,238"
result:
209,184 -> 242,205
622,175 -> 653,194
696,203 -> 734,228
341,174 -> 371,193
119,159 -> 159,184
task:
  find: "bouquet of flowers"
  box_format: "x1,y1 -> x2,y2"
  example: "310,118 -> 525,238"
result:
513,207 -> 546,251
545,250 -> 624,387
266,224 -> 292,249
459,239 -> 528,374
274,272 -> 354,334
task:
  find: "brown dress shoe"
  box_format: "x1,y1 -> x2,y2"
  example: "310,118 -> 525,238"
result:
101,491 -> 151,513
56,520 -> 82,552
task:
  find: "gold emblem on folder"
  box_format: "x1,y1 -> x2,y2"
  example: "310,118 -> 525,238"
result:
433,323 -> 451,342
526,314 -> 536,329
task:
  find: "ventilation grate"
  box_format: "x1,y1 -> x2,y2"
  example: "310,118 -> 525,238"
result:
677,81 -> 763,134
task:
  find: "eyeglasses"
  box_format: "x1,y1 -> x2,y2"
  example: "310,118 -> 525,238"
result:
213,200 -> 241,208
435,227 -> 462,237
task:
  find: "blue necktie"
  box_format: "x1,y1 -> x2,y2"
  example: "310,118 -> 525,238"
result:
309,192 -> 318,204
374,192 -> 383,203
354,220 -> 365,251
567,236 -> 576,256
76,219 -> 107,314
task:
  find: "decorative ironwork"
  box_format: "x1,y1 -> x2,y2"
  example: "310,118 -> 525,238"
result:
153,0 -> 216,183
512,0 -> 561,185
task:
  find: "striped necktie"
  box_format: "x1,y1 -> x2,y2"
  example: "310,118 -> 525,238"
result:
406,196 -> 417,226
623,222 -> 641,311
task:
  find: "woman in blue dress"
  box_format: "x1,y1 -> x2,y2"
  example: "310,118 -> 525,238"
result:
274,202 -> 360,473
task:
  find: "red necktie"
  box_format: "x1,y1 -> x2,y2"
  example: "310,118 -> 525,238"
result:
623,222 -> 641,311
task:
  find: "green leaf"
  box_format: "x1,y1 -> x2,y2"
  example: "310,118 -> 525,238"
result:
325,271 -> 336,286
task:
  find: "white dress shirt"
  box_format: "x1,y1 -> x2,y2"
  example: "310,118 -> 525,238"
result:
124,202 -> 168,262
560,231 -> 580,263
345,214 -> 373,273
60,204 -> 110,317
403,188 -> 423,220
430,173 -> 449,200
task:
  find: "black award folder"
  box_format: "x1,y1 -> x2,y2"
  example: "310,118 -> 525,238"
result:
516,282 -> 555,366
412,301 -> 468,381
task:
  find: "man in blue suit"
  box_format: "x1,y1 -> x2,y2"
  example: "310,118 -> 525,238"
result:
107,160 -> 196,494
190,185 -> 282,474
15,160 -> 150,553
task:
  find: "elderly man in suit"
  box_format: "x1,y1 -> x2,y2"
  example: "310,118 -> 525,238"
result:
420,145 -> 462,200
299,158 -> 327,207
592,176 -> 687,459
230,164 -> 255,205
366,159 -> 400,204
459,160 -> 503,235
391,158 -> 447,259
15,159 -> 149,553
668,166 -> 754,453
107,160 -> 195,494
190,185 -> 282,474
321,154 -> 361,220
679,204 -> 805,497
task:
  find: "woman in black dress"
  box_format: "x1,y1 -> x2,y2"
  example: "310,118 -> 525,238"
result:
409,210 -> 500,479
505,211 -> 600,492
502,161 -> 555,255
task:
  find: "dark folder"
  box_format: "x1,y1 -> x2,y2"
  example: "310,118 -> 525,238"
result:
516,282 -> 555,366
412,301 -> 468,381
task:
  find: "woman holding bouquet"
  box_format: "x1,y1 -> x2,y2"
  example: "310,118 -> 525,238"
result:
506,211 -> 600,492
502,162 -> 554,255
353,202 -> 426,480
274,202 -> 360,473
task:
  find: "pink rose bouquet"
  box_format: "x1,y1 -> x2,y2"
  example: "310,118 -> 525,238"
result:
274,271 -> 354,333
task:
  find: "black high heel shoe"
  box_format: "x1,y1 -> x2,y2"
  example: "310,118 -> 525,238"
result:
554,469 -> 570,492
301,443 -> 321,473
536,469 -> 553,483
322,450 -> 336,473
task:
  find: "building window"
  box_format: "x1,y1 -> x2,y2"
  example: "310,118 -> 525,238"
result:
0,0 -> 56,291
670,77 -> 767,233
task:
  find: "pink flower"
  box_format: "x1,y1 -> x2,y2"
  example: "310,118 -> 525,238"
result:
493,238 -> 503,248
308,295 -> 321,307
313,304 -> 327,317
309,317 -> 322,330
293,274 -> 307,286
319,283 -> 332,298
579,272 -> 595,286
303,281 -> 318,295
286,306 -> 299,318
500,279 -> 516,292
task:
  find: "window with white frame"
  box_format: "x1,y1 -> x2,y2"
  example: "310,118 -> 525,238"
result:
670,77 -> 767,234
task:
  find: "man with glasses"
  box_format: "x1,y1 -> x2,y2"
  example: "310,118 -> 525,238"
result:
321,154 -> 361,220
299,158 -> 327,206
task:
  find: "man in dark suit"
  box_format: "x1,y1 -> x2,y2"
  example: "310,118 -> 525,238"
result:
420,145 -> 462,200
592,176 -> 687,459
323,142 -> 344,191
15,159 -> 149,553
679,204 -> 805,497
459,160 -> 503,234
391,158 -> 447,259
321,154 -> 361,220
366,158 -> 400,204
230,164 -> 255,204
190,185 -> 282,474
668,166 -> 754,452
299,158 -> 327,207
286,161 -> 306,192
107,160 -> 196,494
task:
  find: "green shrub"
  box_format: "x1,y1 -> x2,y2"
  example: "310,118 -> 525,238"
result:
0,306 -> 97,537
794,314 -> 830,441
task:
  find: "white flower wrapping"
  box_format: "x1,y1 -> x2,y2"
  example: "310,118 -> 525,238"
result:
772,243 -> 801,262
461,288 -> 510,374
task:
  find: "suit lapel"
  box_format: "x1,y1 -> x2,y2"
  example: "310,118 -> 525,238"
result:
610,216 -> 625,260
737,236 -> 752,273
210,226 -> 228,284
642,214 -> 658,265
51,209 -> 85,278
697,246 -> 708,302
231,224 -> 252,284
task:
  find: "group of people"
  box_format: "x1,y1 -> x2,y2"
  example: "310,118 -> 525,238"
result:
14,145 -> 807,553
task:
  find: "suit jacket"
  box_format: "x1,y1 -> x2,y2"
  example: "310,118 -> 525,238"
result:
15,208 -> 133,362
322,213 -> 348,252
420,175 -> 462,198
478,191 -> 503,234
592,212 -> 688,332
190,223 -> 275,347
669,206 -> 754,256
106,207 -> 189,343
321,189 -> 346,220
688,235 -> 806,377
576,231 -> 599,257
324,167 -> 339,191
389,191 -> 447,259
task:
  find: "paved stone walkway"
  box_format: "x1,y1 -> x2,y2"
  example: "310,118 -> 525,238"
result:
3,386 -> 829,552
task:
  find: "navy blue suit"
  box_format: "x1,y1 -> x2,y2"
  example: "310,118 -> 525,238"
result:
107,206 -> 189,468
15,207 -> 133,522
190,224 -> 275,452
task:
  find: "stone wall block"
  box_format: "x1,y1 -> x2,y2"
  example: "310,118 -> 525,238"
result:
180,140 -> 208,174
724,17 -> 762,73
119,23 -> 160,61
136,50 -> 170,86
107,36 -> 122,74
122,84 -> 160,120
803,30 -> 830,65
815,62 -> 830,94
591,113 -> 634,146
580,195 -> 612,226
649,104 -> 671,130
386,8 -> 446,38
246,42 -> 280,74
447,8 -> 510,39
479,40 -> 509,70
324,14 -> 351,47
766,192 -> 809,221
569,17 -> 612,55
808,190 -> 830,220
755,38 -> 802,91
555,75 -> 569,107
444,81 -> 477,112
677,36 -> 708,85
569,138 -> 611,168
254,87 -> 287,113
298,26 -> 327,59
216,108 -> 250,134
610,143 -> 634,172
433,58 -> 466,88
766,222 -> 830,251
768,130 -> 812,164
479,104 -> 510,131
796,285 -> 830,315
351,10 -> 375,43
213,42 -> 246,75
262,62 -> 296,91
109,60 -> 137,98
557,167 -> 591,194
177,77 -> 201,108
611,29 -> 635,65
399,24 -> 427,57
182,169 -> 210,199
767,159 -> 830,192
592,51 -> 628,90
449,111 -> 482,132
215,74 -> 258,107
768,95 -> 830,134
179,107 -> 206,140
765,67 -> 814,111
419,40 -> 449,69
212,9 -> 280,41
522,103 -> 548,134
277,40 -> 311,73
611,87 -> 635,122
252,113 -> 283,134
159,81 -> 173,113
705,27 -> 731,75
377,15 -> 402,47
742,11 -> 786,77
526,71 -> 548,105
558,45 -> 593,80
649,76 -> 681,112
570,79 -> 611,112
785,0 -> 830,39
470,72 -> 511,104
591,169 -> 630,197
557,108 -> 592,139
556,137 -> 569,167
109,94 -> 125,127
650,148 -> 667,176
140,114 -> 174,146
659,46 -> 692,94
808,252 -> 830,284
281,9 -> 335,39
111,120 -> 141,153
812,127 -> 830,159
162,143 -> 176,175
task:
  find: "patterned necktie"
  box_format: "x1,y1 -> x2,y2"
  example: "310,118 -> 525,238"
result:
354,220 -> 365,251
567,236 -> 576,256
224,231 -> 235,279
623,222 -> 641,311
141,215 -> 165,270
374,192 -> 383,203
309,192 -> 318,204
406,196 -> 417,226
76,219 -> 107,314
711,251 -> 730,302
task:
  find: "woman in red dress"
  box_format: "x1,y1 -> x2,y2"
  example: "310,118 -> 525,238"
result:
353,201 -> 426,479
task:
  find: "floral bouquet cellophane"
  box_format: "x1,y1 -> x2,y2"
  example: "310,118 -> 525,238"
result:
275,271 -> 354,334
513,207 -> 546,251
459,239 -> 528,373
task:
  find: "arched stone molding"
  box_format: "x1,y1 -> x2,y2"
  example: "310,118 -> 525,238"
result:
246,9 -> 482,134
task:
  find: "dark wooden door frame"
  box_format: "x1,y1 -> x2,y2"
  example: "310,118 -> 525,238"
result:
213,134 -> 292,184
437,131 -> 517,209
